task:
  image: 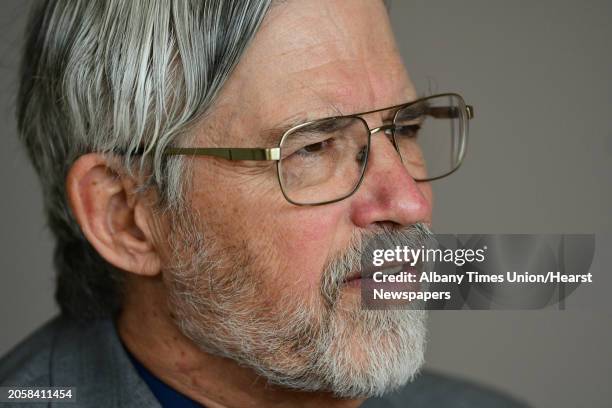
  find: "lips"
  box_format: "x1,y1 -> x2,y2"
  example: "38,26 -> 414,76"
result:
343,262 -> 408,284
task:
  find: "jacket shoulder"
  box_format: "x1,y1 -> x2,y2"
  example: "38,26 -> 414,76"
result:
0,316 -> 64,386
364,369 -> 531,408
0,316 -> 159,407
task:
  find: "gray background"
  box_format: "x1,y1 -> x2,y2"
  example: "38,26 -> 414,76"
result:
1,1 -> 610,407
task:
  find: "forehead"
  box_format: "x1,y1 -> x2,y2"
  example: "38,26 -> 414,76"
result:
201,0 -> 415,145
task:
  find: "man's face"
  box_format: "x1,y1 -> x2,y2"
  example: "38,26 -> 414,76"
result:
162,0 -> 433,397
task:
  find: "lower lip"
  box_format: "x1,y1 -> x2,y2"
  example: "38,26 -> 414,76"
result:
343,266 -> 420,291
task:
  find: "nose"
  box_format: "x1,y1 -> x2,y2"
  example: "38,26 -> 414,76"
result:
349,130 -> 432,228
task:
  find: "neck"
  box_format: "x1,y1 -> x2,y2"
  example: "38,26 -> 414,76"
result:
116,276 -> 364,408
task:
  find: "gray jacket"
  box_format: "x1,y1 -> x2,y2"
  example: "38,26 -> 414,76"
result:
0,316 -> 529,407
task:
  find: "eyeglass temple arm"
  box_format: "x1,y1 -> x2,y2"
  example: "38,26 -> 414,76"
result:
161,104 -> 474,160
164,147 -> 281,161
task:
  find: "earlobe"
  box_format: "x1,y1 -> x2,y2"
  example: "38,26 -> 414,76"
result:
66,153 -> 161,277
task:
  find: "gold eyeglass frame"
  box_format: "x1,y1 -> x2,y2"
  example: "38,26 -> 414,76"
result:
164,93 -> 474,206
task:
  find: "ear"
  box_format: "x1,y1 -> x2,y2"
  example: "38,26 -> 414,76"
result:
66,153 -> 162,276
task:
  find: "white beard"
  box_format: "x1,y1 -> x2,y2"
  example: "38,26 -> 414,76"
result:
165,217 -> 429,398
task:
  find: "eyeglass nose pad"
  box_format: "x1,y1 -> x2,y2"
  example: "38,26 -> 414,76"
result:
384,127 -> 401,153
372,125 -> 402,161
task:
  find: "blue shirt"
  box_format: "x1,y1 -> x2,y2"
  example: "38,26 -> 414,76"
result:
125,347 -> 205,407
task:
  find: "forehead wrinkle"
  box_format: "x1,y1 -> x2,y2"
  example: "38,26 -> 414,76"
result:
201,0 -> 414,148
259,3 -> 360,71
255,60 -> 406,147
293,72 -> 362,116
264,34 -> 357,84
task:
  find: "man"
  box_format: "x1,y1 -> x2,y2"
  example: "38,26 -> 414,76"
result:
1,0 -> 527,407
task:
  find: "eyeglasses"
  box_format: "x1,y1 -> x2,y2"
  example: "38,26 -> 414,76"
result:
164,93 -> 474,206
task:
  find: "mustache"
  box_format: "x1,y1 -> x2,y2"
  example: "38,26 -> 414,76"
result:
320,223 -> 434,306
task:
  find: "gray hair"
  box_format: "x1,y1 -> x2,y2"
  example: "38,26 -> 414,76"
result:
17,0 -> 273,319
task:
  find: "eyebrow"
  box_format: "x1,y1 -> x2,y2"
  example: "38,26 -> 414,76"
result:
259,116 -> 308,146
258,104 -> 402,147
258,108 -> 345,146
395,101 -> 428,119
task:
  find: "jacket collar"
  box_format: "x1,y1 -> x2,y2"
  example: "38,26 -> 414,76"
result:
49,317 -> 160,408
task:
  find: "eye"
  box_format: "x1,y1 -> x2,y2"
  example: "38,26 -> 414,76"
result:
395,124 -> 421,138
303,141 -> 324,152
295,138 -> 334,156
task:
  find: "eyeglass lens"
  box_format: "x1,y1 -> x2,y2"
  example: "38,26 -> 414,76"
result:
278,94 -> 467,205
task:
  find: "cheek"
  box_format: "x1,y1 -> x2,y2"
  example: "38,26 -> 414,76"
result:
272,209 -> 345,289
189,161 -> 349,290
